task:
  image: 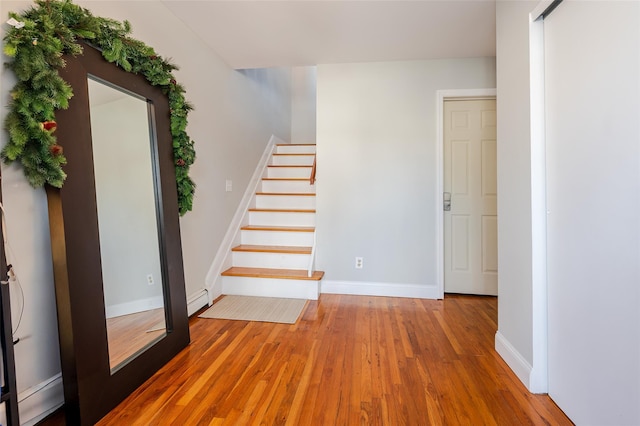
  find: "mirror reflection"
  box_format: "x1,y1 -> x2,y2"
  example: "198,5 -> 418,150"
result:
87,77 -> 166,373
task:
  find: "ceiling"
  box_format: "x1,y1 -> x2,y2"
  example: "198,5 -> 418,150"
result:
160,0 -> 497,69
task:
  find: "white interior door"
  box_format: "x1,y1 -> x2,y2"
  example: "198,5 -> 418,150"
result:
443,98 -> 497,295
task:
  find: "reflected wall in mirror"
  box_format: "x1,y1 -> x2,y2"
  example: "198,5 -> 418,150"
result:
87,77 -> 167,372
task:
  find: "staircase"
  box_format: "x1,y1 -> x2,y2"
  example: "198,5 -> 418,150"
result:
220,144 -> 324,300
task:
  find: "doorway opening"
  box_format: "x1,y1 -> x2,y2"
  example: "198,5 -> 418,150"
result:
436,89 -> 498,298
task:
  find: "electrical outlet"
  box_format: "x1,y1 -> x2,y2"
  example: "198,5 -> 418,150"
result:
147,274 -> 154,285
355,257 -> 363,269
225,180 -> 233,192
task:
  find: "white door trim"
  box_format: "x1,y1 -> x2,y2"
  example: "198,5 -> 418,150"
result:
435,88 -> 497,299
527,11 -> 549,394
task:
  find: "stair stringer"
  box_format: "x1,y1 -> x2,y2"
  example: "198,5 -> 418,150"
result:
204,135 -> 281,305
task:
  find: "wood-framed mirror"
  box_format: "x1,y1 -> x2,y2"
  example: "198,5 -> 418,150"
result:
46,42 -> 190,425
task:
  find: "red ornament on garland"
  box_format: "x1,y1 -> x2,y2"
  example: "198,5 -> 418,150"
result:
41,121 -> 57,132
176,159 -> 186,167
50,144 -> 63,156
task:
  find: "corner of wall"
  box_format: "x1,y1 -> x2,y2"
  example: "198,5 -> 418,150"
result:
495,0 -> 542,395
495,331 -> 532,390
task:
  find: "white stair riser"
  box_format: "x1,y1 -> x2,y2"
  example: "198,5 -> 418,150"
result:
256,195 -> 315,210
261,180 -> 315,193
249,211 -> 315,227
232,251 -> 310,269
267,166 -> 313,178
241,230 -> 314,246
222,276 -> 319,300
271,155 -> 315,166
276,145 -> 316,154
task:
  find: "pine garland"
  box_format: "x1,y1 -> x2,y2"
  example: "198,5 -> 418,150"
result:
3,0 -> 196,215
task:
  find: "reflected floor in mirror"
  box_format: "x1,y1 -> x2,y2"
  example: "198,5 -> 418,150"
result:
106,308 -> 166,370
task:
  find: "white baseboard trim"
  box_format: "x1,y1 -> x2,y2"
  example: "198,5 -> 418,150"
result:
105,295 -> 164,319
15,373 -> 64,426
495,330 -> 533,390
187,288 -> 209,316
204,135 -> 283,304
321,280 -> 439,299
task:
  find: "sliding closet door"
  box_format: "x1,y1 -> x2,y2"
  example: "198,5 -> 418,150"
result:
544,2 -> 640,424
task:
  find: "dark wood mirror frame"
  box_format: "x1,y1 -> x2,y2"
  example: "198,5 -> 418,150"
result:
45,42 -> 190,425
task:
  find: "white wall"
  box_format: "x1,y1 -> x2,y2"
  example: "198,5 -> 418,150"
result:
0,1 -> 291,423
316,58 -> 495,297
544,2 -> 640,424
0,6 -> 63,420
494,0 -> 538,387
291,66 -> 317,144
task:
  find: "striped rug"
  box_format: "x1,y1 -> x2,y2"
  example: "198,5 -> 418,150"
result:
199,295 -> 307,324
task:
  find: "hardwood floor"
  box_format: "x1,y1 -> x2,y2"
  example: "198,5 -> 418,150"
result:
106,308 -> 166,370
40,294 -> 572,425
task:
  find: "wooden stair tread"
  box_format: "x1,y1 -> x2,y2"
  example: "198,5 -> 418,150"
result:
268,165 -> 312,168
241,225 -> 315,232
222,267 -> 324,281
249,208 -> 315,213
276,143 -> 316,146
262,177 -> 311,181
256,192 -> 315,196
272,153 -> 315,157
232,245 -> 311,254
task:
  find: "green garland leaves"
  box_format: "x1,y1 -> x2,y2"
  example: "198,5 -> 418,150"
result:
3,0 -> 195,215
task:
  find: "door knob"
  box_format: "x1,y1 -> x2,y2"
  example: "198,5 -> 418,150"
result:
443,192 -> 451,211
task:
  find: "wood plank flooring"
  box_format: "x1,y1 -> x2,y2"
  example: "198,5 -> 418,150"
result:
106,308 -> 166,370
40,294 -> 572,425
